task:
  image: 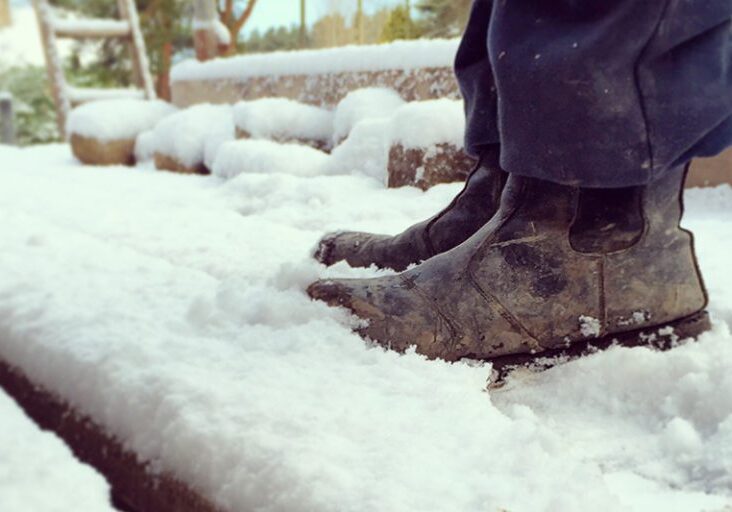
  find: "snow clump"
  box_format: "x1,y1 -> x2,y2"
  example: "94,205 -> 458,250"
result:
388,98 -> 465,149
332,87 -> 406,143
151,103 -> 234,169
211,139 -> 328,179
233,98 -> 334,144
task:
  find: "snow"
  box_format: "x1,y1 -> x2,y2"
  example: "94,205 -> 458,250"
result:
389,99 -> 465,149
192,19 -> 231,46
332,88 -> 405,143
66,99 -> 176,141
151,103 -> 234,168
0,4 -> 72,68
233,98 -> 334,142
0,387 -> 114,512
579,315 -> 602,338
326,117 -> 393,182
171,38 -> 460,83
212,139 -> 329,179
134,129 -> 155,162
144,93 -> 459,183
67,87 -> 146,104
51,17 -> 130,36
0,144 -> 731,511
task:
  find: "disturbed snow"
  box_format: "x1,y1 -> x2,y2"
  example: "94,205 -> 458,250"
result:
0,388 -> 114,511
0,144 -> 730,511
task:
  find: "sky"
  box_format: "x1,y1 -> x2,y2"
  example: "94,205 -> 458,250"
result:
243,0 -> 407,34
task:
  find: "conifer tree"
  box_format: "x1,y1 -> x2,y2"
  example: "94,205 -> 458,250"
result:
416,0 -> 471,38
380,5 -> 419,43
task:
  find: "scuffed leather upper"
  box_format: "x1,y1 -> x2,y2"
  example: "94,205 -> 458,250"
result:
308,166 -> 707,361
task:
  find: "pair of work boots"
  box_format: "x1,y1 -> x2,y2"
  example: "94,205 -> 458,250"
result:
308,146 -> 710,369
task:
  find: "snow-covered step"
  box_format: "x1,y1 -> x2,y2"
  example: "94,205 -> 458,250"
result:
67,86 -> 145,105
52,18 -> 132,39
1,146 -> 732,511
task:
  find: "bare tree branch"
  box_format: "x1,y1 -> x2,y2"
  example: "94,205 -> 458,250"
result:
232,0 -> 257,34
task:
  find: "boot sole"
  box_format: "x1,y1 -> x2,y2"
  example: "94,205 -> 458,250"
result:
488,310 -> 712,383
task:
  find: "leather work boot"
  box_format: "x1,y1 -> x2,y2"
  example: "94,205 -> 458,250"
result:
307,165 -> 710,369
314,145 -> 508,271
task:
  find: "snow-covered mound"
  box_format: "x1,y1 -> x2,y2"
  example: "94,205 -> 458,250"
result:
0,387 -> 114,512
150,103 -> 234,169
212,138 -> 328,179
171,39 -> 460,84
332,88 -> 406,143
233,98 -> 334,143
140,92 -> 464,183
0,144 -> 731,511
66,99 -> 176,141
134,129 -> 156,162
389,98 -> 465,149
326,117 -> 393,181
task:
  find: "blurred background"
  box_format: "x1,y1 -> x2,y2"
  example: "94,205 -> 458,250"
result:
0,0 -> 471,145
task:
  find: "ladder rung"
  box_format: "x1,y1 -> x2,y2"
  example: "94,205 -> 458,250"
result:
67,87 -> 146,105
53,18 -> 132,39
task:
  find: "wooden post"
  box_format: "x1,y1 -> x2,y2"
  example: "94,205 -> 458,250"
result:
32,0 -> 71,139
193,0 -> 219,61
117,0 -> 156,99
356,0 -> 364,44
0,92 -> 14,145
299,0 -> 306,48
0,0 -> 11,29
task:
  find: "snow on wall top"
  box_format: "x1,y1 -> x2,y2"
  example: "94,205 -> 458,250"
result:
170,38 -> 460,84
0,389 -> 114,512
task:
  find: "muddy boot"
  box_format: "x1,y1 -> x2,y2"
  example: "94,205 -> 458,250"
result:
308,165 -> 710,368
314,145 -> 507,271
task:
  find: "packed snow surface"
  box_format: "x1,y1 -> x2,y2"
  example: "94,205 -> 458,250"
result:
0,144 -> 731,512
170,38 -> 460,83
0,387 -> 114,512
233,98 -> 334,142
67,99 -> 176,141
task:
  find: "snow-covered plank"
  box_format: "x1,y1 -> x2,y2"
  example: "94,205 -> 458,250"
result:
67,86 -> 145,105
52,18 -> 131,39
0,145 -> 731,511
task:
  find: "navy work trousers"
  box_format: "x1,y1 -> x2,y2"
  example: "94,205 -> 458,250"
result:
456,0 -> 732,187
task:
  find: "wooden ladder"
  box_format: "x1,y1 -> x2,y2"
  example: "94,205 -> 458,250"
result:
32,0 -> 156,139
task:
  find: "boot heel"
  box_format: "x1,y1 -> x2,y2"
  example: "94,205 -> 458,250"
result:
490,310 -> 712,383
